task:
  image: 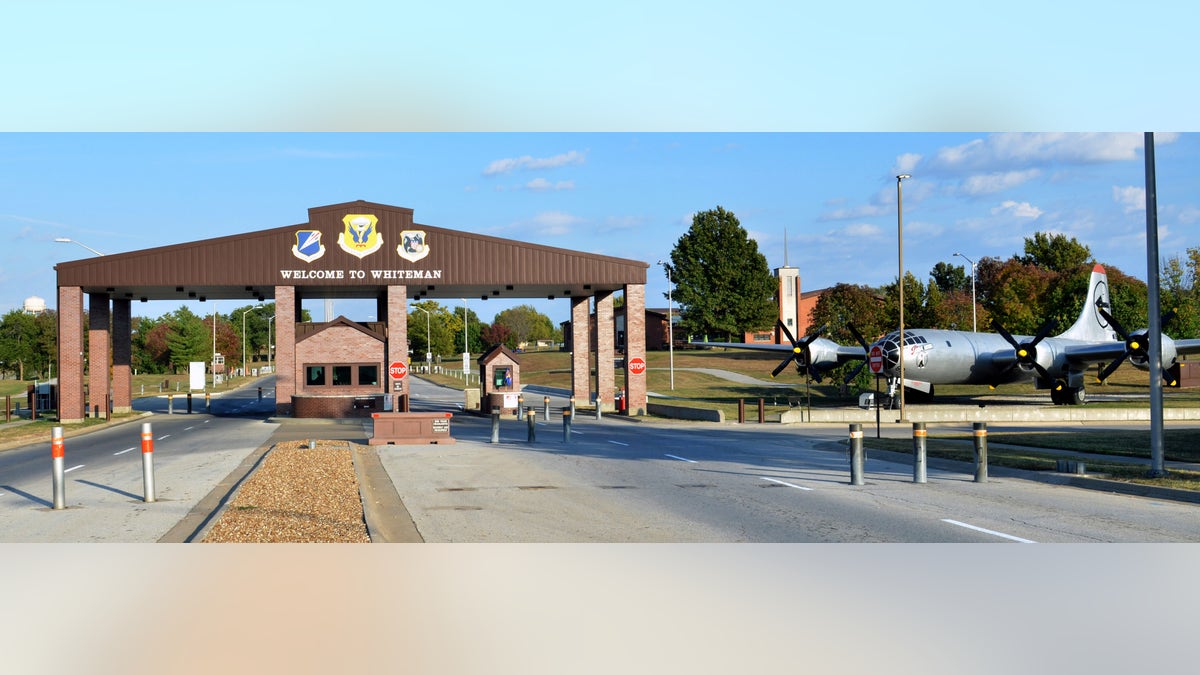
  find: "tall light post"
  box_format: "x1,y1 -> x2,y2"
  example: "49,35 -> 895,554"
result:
267,315 -> 275,374
412,305 -> 432,372
460,299 -> 470,376
896,173 -> 911,422
657,260 -> 675,390
211,301 -> 218,390
241,305 -> 263,378
953,252 -> 977,332
54,237 -> 106,256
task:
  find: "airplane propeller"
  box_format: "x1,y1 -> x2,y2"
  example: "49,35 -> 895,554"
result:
1096,307 -> 1176,383
772,320 -> 828,382
991,318 -> 1063,390
841,323 -> 871,384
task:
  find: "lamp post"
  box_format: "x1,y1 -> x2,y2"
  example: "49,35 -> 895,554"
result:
241,305 -> 263,378
460,299 -> 470,376
412,305 -> 432,372
657,260 -> 675,390
54,237 -> 105,256
953,252 -> 977,333
267,315 -> 275,374
896,173 -> 911,422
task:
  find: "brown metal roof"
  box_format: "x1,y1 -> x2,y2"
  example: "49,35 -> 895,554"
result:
55,200 -> 648,302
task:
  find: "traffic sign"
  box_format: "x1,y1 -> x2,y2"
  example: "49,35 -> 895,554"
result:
389,361 -> 408,380
629,357 -> 647,375
868,346 -> 884,374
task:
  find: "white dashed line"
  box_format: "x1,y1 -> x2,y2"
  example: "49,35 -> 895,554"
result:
114,448 -> 136,456
609,440 -> 629,446
184,426 -> 195,431
942,519 -> 1036,543
665,454 -> 697,463
760,476 -> 813,491
157,435 -> 170,441
65,465 -> 85,473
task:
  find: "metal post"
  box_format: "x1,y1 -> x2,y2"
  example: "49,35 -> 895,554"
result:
258,386 -> 263,401
205,392 -> 211,413
562,408 -> 572,443
141,422 -> 156,503
595,395 -> 602,420
569,397 -> 576,417
51,426 -> 67,509
738,399 -> 745,424
912,422 -> 927,484
758,398 -> 765,423
167,394 -> 174,415
973,422 -> 988,483
186,392 -> 193,414
4,395 -> 10,423
491,407 -> 500,443
543,396 -> 550,422
526,408 -> 536,443
849,423 -> 864,486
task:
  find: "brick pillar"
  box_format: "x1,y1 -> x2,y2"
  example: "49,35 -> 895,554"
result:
112,298 -> 132,413
88,293 -> 110,418
624,284 -> 647,416
571,296 -> 590,403
274,286 -> 296,415
58,286 -> 85,423
386,285 -> 409,408
595,291 -> 615,411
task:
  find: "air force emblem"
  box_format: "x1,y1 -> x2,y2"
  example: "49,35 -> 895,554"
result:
338,214 -> 383,259
398,230 -> 430,262
291,230 -> 326,263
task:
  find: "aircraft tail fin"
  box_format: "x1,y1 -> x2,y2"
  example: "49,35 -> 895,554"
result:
1057,264 -> 1118,342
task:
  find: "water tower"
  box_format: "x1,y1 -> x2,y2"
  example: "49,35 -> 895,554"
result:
23,295 -> 47,315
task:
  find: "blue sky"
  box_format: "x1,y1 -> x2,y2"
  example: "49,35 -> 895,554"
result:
3,132 -> 1196,326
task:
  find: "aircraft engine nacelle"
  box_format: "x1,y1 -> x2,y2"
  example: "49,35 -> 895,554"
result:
805,337 -> 845,373
1126,332 -> 1178,371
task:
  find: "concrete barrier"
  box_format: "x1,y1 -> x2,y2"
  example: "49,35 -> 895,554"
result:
369,412 -> 456,445
647,402 -> 724,422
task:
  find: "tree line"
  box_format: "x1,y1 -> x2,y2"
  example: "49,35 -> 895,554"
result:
665,206 -> 1200,354
0,301 -> 561,381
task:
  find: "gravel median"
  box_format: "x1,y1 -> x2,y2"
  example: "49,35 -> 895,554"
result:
202,440 -> 371,543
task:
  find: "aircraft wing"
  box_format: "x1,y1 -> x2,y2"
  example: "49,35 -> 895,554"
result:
690,338 -> 867,368
1060,341 -> 1132,366
1175,339 -> 1200,355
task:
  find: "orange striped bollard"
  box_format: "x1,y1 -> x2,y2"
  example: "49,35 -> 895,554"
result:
141,422 -> 156,502
912,422 -> 927,483
51,426 -> 66,510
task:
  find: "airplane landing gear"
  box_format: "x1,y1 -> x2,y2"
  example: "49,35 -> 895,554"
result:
1051,386 -> 1086,405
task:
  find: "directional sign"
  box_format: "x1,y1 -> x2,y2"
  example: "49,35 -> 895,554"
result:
868,346 -> 884,374
629,357 -> 647,375
389,361 -> 408,380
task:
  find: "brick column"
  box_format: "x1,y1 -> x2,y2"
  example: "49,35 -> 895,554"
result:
88,293 -> 110,418
386,285 -> 409,409
112,299 -> 132,413
57,286 -> 85,423
595,291 -> 615,411
274,286 -> 296,415
624,284 -> 647,416
571,296 -> 590,403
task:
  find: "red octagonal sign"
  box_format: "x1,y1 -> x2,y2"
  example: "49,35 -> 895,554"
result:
868,346 -> 884,374
629,357 -> 647,375
389,361 -> 408,379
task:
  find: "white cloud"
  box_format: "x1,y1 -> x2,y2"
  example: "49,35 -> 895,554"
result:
484,150 -> 586,175
991,200 -> 1043,219
1178,205 -> 1200,225
895,153 -> 921,174
926,133 -> 1173,174
530,211 -> 585,236
525,178 -> 575,191
1113,185 -> 1145,214
959,169 -> 1041,195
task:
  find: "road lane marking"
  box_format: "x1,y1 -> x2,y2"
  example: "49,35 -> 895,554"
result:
157,435 -> 170,440
114,448 -> 136,456
761,477 -> 813,491
665,454 -> 697,463
65,465 -> 85,473
942,519 -> 1036,543
184,426 -> 195,431
609,440 -> 629,446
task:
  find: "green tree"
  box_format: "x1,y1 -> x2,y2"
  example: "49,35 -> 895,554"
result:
929,261 -> 969,294
0,309 -> 37,380
668,206 -> 777,341
493,304 -> 556,348
1161,248 -> 1200,339
1019,232 -> 1093,273
165,306 -> 209,373
809,283 -> 888,344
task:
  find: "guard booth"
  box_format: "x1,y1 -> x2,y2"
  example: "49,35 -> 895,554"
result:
479,345 -> 521,415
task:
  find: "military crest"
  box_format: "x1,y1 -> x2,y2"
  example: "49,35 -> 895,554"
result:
337,214 -> 383,258
398,230 -> 430,262
291,230 -> 326,263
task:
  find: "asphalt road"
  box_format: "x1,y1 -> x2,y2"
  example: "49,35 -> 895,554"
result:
380,378 -> 1200,543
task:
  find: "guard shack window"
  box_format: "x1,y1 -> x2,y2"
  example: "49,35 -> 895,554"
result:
306,365 -> 326,386
303,363 -> 382,389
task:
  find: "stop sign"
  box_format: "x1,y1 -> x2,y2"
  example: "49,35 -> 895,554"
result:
629,357 -> 647,375
868,346 -> 884,374
389,361 -> 408,380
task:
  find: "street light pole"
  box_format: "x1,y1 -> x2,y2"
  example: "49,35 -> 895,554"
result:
242,305 -> 263,379
657,260 -> 675,390
953,252 -> 977,332
896,174 -> 911,422
267,315 -> 275,374
54,237 -> 106,256
412,305 -> 432,372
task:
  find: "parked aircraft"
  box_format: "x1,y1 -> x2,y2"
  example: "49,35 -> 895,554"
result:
693,265 -> 1200,405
